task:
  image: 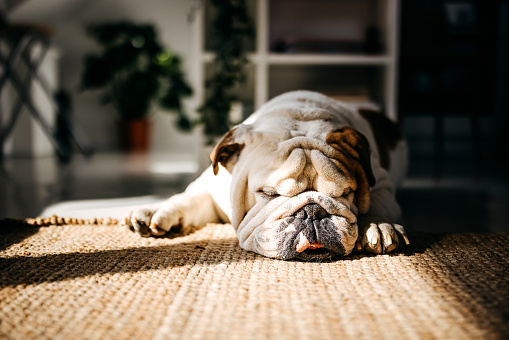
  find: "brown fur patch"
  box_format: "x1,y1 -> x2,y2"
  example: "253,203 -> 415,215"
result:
325,127 -> 375,214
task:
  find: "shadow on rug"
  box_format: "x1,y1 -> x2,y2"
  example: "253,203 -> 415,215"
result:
1,219 -> 508,340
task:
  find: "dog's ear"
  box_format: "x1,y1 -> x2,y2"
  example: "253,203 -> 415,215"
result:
210,126 -> 246,175
325,127 -> 375,214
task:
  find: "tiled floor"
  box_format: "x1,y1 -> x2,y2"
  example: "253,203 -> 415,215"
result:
1,151 -> 508,233
399,157 -> 509,233
0,153 -> 198,220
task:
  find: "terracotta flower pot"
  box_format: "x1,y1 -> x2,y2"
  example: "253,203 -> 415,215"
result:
118,119 -> 151,153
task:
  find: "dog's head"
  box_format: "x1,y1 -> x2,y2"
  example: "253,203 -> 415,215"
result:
210,111 -> 375,261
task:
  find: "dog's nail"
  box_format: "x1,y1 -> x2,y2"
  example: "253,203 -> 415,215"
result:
355,241 -> 362,252
384,237 -> 398,253
384,233 -> 393,246
367,232 -> 382,254
394,224 -> 410,245
150,223 -> 166,236
369,233 -> 379,246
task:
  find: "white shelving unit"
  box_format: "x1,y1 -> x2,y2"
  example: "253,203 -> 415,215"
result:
192,0 -> 400,122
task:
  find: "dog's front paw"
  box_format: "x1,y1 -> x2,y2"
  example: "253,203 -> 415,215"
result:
121,203 -> 182,237
356,217 -> 410,254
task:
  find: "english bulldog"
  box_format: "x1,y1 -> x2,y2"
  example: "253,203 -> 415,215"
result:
123,91 -> 409,260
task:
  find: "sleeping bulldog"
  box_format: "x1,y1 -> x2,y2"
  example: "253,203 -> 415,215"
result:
122,91 -> 409,260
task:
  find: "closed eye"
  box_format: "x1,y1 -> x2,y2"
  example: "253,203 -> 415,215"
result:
331,188 -> 354,201
257,188 -> 280,200
341,188 -> 352,197
342,189 -> 355,203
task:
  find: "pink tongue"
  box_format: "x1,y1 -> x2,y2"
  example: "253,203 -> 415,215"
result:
296,233 -> 324,252
308,243 -> 324,249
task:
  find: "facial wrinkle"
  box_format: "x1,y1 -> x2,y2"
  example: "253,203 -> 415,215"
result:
310,149 -> 352,196
270,148 -> 308,195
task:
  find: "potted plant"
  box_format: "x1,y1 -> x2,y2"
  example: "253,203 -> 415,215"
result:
81,21 -> 193,152
198,0 -> 254,144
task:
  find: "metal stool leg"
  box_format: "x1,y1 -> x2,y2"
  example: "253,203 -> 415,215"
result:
1,31 -> 93,161
0,35 -> 34,159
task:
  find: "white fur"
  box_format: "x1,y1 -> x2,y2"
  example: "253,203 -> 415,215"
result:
124,91 -> 409,258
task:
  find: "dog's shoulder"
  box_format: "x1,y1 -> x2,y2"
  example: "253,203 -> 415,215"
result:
358,108 -> 404,171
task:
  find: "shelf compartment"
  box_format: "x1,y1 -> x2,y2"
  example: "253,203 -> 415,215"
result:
268,64 -> 384,107
269,0 -> 388,55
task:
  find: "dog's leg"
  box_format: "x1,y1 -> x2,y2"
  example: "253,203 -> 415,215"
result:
123,166 -> 232,237
356,172 -> 410,254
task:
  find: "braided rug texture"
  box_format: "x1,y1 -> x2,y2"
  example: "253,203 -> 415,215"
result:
1,218 -> 508,340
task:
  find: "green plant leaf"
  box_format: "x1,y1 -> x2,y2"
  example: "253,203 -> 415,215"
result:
81,21 -> 194,127
199,0 -> 254,139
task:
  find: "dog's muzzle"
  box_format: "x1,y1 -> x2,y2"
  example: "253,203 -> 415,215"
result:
293,204 -> 327,248
280,203 -> 347,261
237,192 -> 358,261
272,194 -> 358,261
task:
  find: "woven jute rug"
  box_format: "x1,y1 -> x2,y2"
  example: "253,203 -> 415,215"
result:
1,218 -> 508,340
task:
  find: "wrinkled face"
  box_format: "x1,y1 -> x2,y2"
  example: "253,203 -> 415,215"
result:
231,139 -> 358,260
240,192 -> 357,260
214,123 -> 375,261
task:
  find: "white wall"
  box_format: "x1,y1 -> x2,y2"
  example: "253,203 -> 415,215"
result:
9,0 -> 201,156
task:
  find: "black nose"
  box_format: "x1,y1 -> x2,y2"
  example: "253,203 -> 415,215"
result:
294,204 -> 327,220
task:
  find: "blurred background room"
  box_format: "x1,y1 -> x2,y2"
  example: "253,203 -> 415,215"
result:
1,0 -> 508,233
